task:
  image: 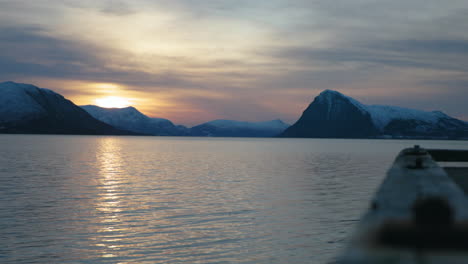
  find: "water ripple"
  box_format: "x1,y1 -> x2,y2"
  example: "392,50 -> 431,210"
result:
2,135 -> 467,263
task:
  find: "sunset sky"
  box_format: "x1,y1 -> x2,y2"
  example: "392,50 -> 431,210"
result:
1,0 -> 467,125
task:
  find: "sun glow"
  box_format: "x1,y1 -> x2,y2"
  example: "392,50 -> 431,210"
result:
95,96 -> 132,108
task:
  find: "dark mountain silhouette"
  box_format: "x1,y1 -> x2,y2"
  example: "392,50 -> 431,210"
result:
281,90 -> 468,139
0,82 -> 135,135
2,82 -> 467,139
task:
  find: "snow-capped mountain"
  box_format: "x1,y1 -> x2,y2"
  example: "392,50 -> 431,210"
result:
281,90 -> 468,139
81,105 -> 288,137
3,81 -> 465,139
0,81 -> 133,135
191,119 -> 289,137
81,105 -> 189,136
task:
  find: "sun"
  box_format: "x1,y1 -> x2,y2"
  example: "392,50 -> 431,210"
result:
94,96 -> 131,108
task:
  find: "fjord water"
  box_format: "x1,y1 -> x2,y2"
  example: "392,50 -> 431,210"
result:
1,136 -> 467,263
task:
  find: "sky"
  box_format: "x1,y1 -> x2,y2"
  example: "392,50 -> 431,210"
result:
1,0 -> 468,126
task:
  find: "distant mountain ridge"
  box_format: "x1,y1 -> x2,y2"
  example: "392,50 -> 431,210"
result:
81,105 -> 189,136
82,105 -> 289,137
0,81 -> 134,135
0,80 -> 289,137
281,90 -> 468,139
1,81 -> 467,138
190,119 -> 289,137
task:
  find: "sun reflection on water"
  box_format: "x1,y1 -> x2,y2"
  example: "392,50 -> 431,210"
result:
85,137 -> 254,263
94,137 -> 129,259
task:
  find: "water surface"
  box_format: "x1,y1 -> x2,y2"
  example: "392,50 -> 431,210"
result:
1,135 -> 466,263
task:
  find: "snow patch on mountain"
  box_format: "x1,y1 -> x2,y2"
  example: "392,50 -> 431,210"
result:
0,81 -> 53,123
82,105 -> 171,125
81,105 -> 188,136
317,90 -> 452,131
317,90 -> 368,115
366,105 -> 449,131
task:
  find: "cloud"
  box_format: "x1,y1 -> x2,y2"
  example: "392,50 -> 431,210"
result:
1,0 -> 468,124
265,38 -> 468,71
423,79 -> 468,90
100,0 -> 135,16
0,25 -> 250,90
374,39 -> 468,54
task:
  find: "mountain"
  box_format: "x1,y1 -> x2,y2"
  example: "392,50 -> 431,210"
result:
281,90 -> 468,139
0,81 -> 134,135
280,90 -> 378,138
81,105 -> 288,137
190,119 -> 289,137
81,105 -> 190,136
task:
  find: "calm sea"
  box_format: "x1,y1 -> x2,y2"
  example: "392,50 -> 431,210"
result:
0,135 -> 466,263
